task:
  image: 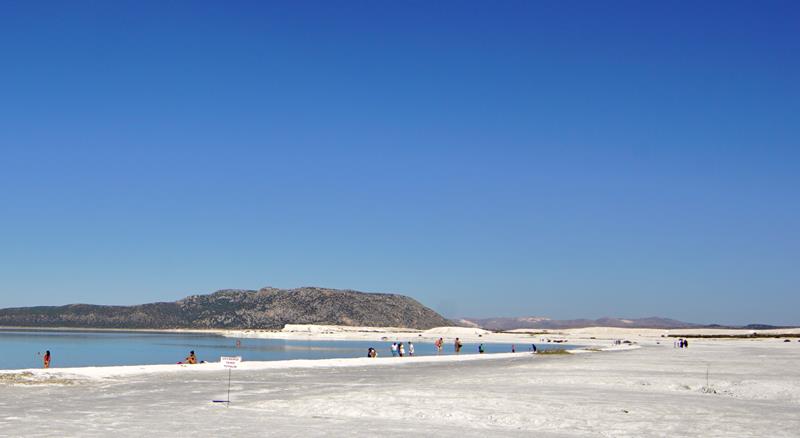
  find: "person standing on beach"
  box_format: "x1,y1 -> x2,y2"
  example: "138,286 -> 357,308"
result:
408,342 -> 415,356
42,350 -> 51,368
398,342 -> 405,357
455,338 -> 463,354
683,339 -> 689,348
511,344 -> 516,353
531,344 -> 537,353
478,344 -> 485,354
391,342 -> 398,357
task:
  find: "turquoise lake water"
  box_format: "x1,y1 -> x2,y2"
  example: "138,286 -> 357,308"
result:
0,329 -> 574,370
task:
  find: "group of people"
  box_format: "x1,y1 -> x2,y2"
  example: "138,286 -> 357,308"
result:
389,341 -> 416,357
41,339 -> 533,369
377,338 -> 471,358
675,338 -> 689,348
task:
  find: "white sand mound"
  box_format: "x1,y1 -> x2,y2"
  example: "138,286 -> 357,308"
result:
424,326 -> 492,336
281,324 -> 420,334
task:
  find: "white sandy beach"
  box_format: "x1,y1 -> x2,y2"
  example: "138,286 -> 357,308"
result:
2,326 -> 799,437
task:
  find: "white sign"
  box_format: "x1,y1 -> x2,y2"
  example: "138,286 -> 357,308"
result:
221,356 -> 242,369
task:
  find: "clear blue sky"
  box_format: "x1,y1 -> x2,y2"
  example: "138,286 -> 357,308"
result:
1,1 -> 798,325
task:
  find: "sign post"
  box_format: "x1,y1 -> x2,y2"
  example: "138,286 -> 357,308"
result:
214,356 -> 242,406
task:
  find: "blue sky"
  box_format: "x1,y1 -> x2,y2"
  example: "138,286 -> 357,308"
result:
1,1 -> 798,325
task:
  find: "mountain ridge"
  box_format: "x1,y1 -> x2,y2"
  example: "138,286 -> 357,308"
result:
0,287 -> 452,330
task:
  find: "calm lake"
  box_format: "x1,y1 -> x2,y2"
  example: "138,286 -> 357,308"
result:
0,329 -> 574,370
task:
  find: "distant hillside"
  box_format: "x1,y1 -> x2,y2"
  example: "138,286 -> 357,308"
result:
456,316 -> 701,331
0,287 -> 453,330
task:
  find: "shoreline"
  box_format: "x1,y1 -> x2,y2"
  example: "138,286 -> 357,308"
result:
5,322 -> 799,377
0,344 -> 639,379
4,324 -> 799,346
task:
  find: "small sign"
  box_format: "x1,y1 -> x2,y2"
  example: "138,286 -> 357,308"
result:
221,356 -> 242,369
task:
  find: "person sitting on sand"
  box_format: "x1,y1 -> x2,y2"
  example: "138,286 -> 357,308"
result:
43,350 -> 51,368
185,350 -> 198,364
455,338 -> 463,354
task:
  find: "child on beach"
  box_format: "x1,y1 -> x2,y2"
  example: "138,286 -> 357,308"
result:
42,350 -> 51,368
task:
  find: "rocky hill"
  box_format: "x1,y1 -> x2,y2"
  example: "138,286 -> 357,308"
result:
0,287 -> 452,330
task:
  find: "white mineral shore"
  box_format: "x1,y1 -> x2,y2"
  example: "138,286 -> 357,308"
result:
1,326 -> 799,437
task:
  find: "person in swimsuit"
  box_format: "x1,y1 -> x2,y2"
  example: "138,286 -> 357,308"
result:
43,350 -> 51,368
185,350 -> 198,364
